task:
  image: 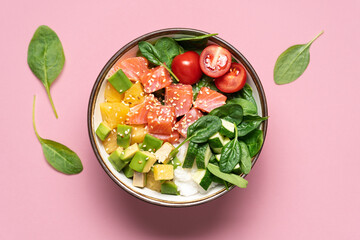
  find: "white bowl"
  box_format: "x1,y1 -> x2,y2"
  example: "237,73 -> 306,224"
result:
88,28 -> 268,207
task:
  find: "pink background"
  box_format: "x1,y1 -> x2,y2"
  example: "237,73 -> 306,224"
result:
1,0 -> 359,239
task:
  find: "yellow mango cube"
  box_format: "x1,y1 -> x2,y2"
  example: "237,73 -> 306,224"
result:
124,81 -> 146,107
105,81 -> 124,102
146,170 -> 162,192
100,102 -> 129,129
103,129 -> 118,154
153,164 -> 174,181
129,124 -> 148,144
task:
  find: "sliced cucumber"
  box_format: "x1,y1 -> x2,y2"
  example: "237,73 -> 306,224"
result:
183,142 -> 198,168
192,169 -> 212,190
208,132 -> 226,154
232,163 -> 241,175
219,119 -> 235,138
196,143 -> 212,169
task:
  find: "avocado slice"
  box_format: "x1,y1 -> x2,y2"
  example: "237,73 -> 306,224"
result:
161,181 -> 179,195
123,165 -> 134,178
108,147 -> 127,172
155,142 -> 175,164
133,172 -> 146,188
108,69 -> 133,93
120,143 -> 139,161
96,122 -> 111,141
170,156 -> 181,170
129,151 -> 156,173
140,134 -> 163,153
117,125 -> 132,148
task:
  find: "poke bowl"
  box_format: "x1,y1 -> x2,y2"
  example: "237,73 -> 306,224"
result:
88,28 -> 268,207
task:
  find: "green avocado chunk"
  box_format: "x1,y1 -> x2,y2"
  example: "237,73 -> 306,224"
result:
108,69 -> 133,93
108,147 -> 127,172
123,165 -> 134,178
129,151 -> 156,173
140,134 -> 163,153
120,143 -> 139,161
95,122 -> 111,141
161,181 -> 179,195
117,125 -> 132,148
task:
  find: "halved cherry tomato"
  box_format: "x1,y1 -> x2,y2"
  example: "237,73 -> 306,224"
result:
215,63 -> 247,93
199,45 -> 231,78
171,51 -> 202,85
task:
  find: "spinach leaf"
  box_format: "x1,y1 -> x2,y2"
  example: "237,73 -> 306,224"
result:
175,33 -> 218,50
209,104 -> 243,125
154,37 -> 183,68
220,140 -> 241,173
238,115 -> 268,137
33,96 -> 83,174
175,33 -> 218,42
138,41 -> 163,65
27,25 -> 65,118
227,98 -> 257,116
239,84 -> 257,107
187,115 -> 222,143
192,75 -> 219,100
138,41 -> 180,82
274,31 -> 323,85
207,163 -> 248,188
241,129 -> 264,157
220,124 -> 240,173
239,141 -> 251,174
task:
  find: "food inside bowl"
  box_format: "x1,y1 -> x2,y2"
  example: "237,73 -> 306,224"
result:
95,33 -> 268,196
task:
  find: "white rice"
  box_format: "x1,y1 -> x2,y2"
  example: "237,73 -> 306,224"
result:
173,140 -> 217,196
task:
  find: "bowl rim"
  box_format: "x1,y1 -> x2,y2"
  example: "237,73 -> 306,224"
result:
87,28 -> 268,208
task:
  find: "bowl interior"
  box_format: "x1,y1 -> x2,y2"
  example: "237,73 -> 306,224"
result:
88,29 -> 268,207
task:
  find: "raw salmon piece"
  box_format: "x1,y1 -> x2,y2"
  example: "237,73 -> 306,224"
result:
194,87 -> 227,113
107,57 -> 149,81
165,84 -> 193,117
127,94 -> 160,124
174,108 -> 203,138
141,65 -> 173,93
150,131 -> 180,144
148,106 -> 176,135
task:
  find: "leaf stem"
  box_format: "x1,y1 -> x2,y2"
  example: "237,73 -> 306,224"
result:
234,124 -> 238,139
32,95 -> 42,142
162,64 -> 180,82
308,30 -> 324,46
45,86 -> 58,118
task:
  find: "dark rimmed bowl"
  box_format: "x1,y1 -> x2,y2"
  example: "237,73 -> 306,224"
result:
88,28 -> 268,207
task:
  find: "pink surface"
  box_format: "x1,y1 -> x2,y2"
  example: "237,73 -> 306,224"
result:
1,0 -> 360,239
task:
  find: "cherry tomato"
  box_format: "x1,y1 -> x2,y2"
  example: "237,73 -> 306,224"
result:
171,51 -> 202,85
214,63 -> 247,93
199,45 -> 232,78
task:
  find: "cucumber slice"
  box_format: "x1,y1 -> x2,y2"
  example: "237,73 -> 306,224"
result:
219,119 -> 235,138
192,169 -> 212,190
232,163 -> 241,175
208,132 -> 226,154
196,143 -> 212,169
183,142 -> 198,168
